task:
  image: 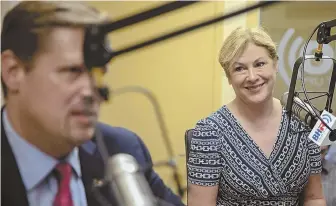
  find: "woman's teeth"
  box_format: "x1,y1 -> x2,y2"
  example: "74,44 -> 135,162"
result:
247,83 -> 264,90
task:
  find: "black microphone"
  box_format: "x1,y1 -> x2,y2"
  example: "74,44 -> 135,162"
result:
281,92 -> 318,128
281,92 -> 336,145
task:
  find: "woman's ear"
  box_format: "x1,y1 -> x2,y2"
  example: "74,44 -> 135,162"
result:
227,76 -> 232,85
1,50 -> 26,95
225,69 -> 232,85
273,59 -> 279,73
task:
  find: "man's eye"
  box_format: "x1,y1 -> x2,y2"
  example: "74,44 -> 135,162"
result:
63,67 -> 85,80
69,67 -> 84,73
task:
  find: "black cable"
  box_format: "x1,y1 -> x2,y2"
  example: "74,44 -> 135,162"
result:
110,1 -> 280,58
285,24 -> 335,137
300,25 -> 334,132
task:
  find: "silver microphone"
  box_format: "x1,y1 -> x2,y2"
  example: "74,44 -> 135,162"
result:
280,92 -> 319,127
105,153 -> 157,206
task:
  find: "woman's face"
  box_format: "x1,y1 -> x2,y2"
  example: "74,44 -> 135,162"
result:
228,42 -> 278,105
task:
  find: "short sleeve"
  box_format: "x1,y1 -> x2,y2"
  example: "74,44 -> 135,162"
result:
307,138 -> 322,174
187,118 -> 223,186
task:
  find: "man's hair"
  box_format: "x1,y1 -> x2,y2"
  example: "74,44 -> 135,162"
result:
1,1 -> 108,98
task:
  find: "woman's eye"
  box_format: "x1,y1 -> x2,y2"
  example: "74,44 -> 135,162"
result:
256,62 -> 265,67
234,67 -> 243,72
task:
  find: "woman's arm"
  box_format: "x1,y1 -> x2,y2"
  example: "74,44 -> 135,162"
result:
188,184 -> 218,206
303,131 -> 326,206
187,119 -> 222,206
303,174 -> 326,206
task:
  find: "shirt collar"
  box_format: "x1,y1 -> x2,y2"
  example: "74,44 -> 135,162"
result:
3,110 -> 82,191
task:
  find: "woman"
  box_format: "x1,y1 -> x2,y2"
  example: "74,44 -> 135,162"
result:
187,27 -> 326,206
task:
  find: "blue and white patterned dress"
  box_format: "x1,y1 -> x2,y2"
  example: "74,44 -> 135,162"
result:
187,105 -> 322,206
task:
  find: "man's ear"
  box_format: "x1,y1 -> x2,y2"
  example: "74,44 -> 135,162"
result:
1,50 -> 26,95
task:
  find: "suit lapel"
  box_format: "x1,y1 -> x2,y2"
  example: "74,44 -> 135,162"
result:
79,145 -> 117,206
1,106 -> 117,206
1,110 -> 29,206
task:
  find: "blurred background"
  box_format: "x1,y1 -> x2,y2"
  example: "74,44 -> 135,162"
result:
2,0 -> 335,203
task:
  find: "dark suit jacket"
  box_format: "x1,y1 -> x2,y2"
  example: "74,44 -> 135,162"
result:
1,111 -> 185,206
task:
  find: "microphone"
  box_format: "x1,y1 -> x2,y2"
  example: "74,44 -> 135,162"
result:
105,153 -> 158,206
308,110 -> 336,146
281,92 -> 336,146
280,92 -> 318,128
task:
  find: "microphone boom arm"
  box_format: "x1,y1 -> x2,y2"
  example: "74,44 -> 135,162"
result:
83,1 -> 281,101
285,19 -> 336,144
316,19 -> 336,45
315,19 -> 336,60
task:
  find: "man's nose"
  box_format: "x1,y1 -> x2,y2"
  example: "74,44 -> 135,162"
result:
80,76 -> 96,108
80,73 -> 96,98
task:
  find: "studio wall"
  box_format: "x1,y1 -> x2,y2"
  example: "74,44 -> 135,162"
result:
88,1 -> 260,199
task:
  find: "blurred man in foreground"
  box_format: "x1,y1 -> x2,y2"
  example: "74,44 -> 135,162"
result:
1,2 -> 184,206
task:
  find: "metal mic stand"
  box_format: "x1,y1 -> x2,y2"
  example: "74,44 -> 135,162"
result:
286,55 -> 336,140
286,55 -> 336,115
111,86 -> 186,197
285,19 -> 336,142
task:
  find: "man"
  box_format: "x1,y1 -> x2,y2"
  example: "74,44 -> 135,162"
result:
321,145 -> 336,206
320,110 -> 336,206
1,2 -> 184,206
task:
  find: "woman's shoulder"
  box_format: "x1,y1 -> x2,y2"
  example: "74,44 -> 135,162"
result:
194,105 -> 232,133
197,105 -> 230,122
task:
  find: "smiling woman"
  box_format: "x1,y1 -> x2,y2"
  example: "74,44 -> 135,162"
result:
187,27 -> 326,206
227,42 -> 277,105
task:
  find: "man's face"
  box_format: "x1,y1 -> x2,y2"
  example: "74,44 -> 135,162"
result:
18,27 -> 101,146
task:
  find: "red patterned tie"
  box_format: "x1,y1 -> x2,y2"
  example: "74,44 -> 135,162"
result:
53,162 -> 74,206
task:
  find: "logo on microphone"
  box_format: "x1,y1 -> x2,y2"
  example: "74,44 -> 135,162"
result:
278,28 -> 334,88
311,113 -> 332,141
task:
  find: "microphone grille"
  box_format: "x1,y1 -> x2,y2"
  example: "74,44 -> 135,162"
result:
107,153 -> 139,177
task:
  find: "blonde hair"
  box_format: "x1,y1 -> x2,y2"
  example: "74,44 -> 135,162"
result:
1,1 -> 108,97
218,27 -> 278,77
